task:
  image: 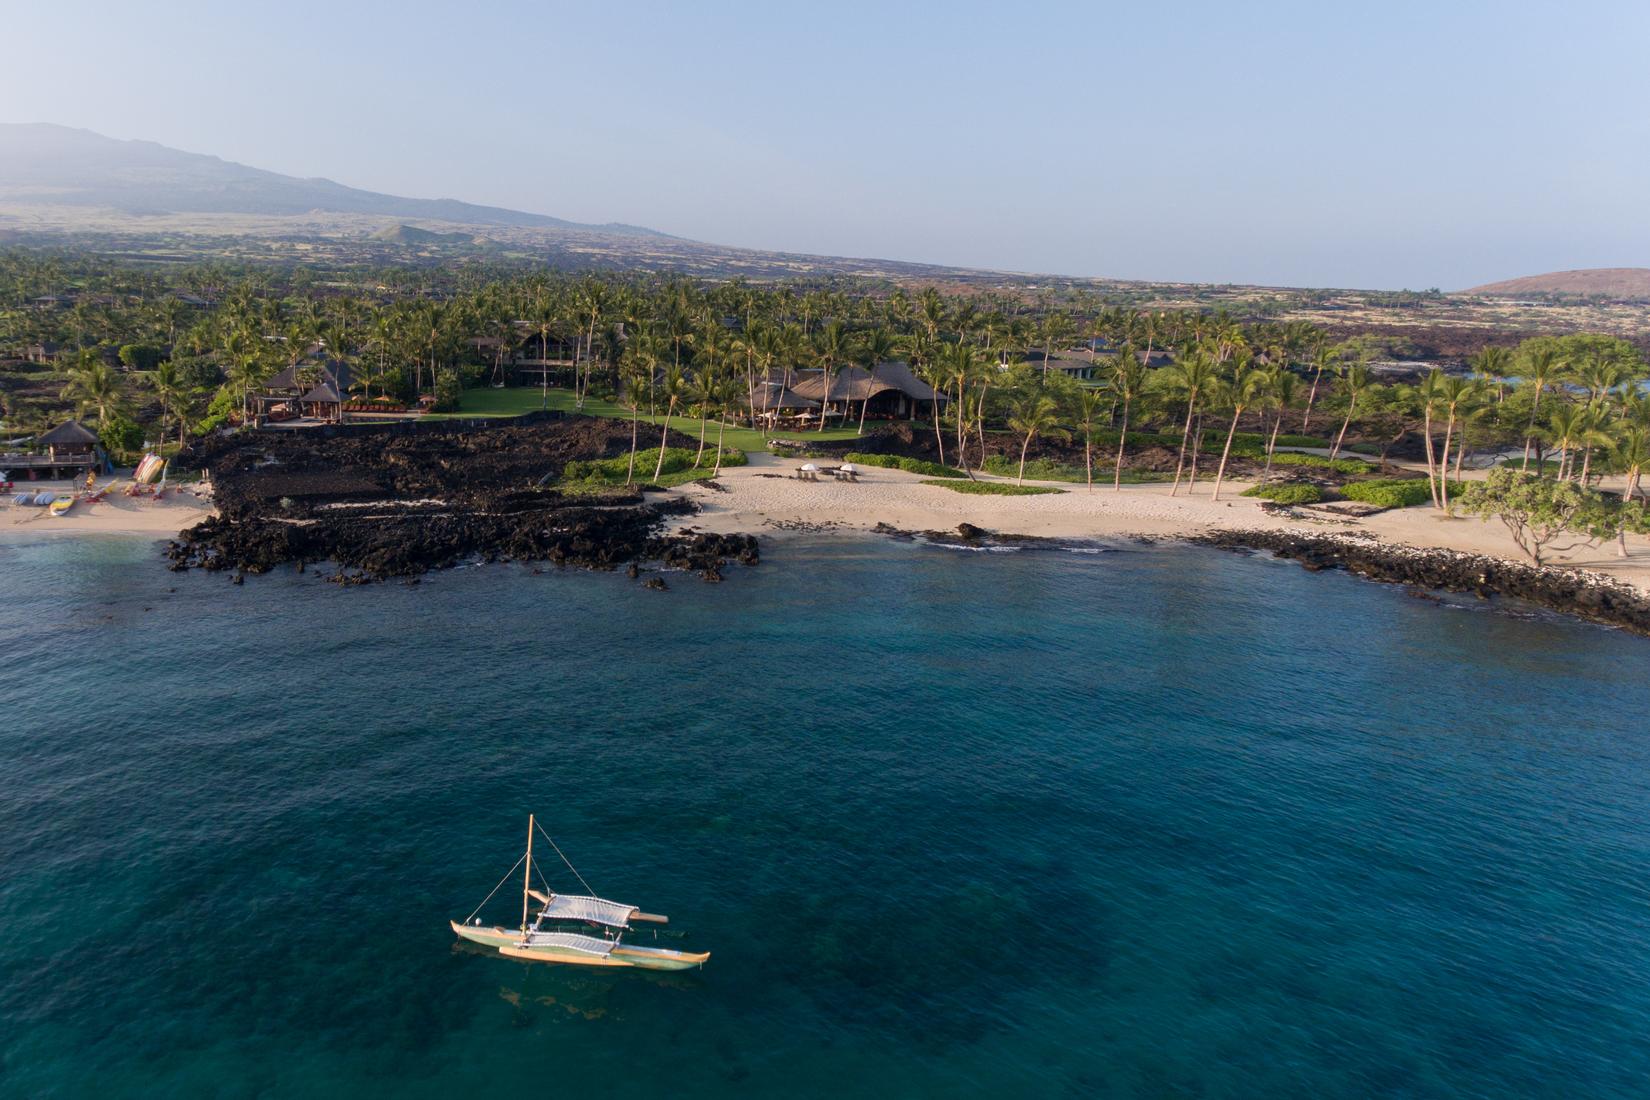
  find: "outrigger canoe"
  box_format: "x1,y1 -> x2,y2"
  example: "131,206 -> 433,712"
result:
451,815 -> 709,971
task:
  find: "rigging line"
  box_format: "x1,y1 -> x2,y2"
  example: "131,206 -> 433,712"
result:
464,852 -> 527,924
534,820 -> 598,898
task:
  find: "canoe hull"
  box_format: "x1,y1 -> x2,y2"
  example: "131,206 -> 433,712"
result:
449,920 -> 708,970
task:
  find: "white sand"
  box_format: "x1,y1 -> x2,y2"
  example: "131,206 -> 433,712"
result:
0,479 -> 214,540
667,453 -> 1650,594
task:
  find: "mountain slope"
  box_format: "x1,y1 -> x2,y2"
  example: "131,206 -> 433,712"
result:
0,123 -> 664,237
1463,268 -> 1650,298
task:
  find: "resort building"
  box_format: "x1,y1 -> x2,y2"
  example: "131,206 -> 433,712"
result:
255,360 -> 354,423
1,419 -> 102,480
787,361 -> 946,422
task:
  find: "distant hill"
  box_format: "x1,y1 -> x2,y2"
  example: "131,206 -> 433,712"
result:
1462,268 -> 1650,298
371,224 -> 491,246
0,123 -> 664,237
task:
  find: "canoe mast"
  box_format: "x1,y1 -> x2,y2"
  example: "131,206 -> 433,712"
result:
522,813 -> 534,933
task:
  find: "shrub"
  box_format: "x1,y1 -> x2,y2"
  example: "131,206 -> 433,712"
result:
919,479 -> 1063,495
563,446 -> 746,486
981,454 -> 1086,481
1268,452 -> 1374,474
1340,478 -> 1433,508
1272,433 -> 1332,449
844,452 -> 966,478
1241,482 -> 1323,504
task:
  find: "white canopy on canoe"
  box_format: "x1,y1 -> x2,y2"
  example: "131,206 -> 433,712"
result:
523,931 -> 616,956
538,893 -> 638,928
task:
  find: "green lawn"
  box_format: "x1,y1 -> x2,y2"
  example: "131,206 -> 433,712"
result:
424,386 -> 865,453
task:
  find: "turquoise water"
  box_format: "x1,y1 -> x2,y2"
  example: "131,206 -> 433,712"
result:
2,533 -> 1648,1098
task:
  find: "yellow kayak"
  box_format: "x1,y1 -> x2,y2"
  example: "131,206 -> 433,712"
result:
49,494 -> 75,517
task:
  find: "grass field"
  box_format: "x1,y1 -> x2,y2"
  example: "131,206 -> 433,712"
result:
424,386 -> 864,453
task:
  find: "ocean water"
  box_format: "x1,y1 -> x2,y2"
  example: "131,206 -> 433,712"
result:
1,533 -> 1648,1098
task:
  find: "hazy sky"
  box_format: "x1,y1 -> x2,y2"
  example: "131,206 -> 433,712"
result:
5,0 -> 1648,289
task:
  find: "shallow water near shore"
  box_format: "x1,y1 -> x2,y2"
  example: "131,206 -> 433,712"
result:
2,533 -> 1649,1097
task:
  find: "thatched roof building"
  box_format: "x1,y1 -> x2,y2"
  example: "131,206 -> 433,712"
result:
39,419 -> 99,457
788,361 -> 946,420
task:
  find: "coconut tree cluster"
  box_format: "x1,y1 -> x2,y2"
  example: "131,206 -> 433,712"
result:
4,253 -> 1650,539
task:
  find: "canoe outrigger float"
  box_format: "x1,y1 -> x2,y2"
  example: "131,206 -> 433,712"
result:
450,815 -> 709,971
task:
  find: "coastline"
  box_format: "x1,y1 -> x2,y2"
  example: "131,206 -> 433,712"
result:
10,451 -> 1650,635
0,488 -> 214,540
665,452 -> 1650,589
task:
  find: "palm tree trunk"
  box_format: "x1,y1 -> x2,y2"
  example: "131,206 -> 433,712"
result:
1171,399 -> 1196,496
1084,422 -> 1093,492
1521,386 -> 1543,472
713,414 -> 728,475
626,404 -> 639,486
1017,433 -> 1033,485
653,398 -> 676,481
1438,415 -> 1455,514
1113,398 -> 1131,492
930,396 -> 946,466
1330,397 -> 1356,460
1187,413 -> 1205,493
976,380 -> 990,460
1421,408 -> 1440,509
1264,411 -> 1282,480
1301,367 -> 1322,431
695,409 -> 709,466
1211,414 -> 1241,501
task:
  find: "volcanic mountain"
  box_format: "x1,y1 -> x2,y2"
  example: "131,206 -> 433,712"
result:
1463,268 -> 1650,299
0,123 -> 662,236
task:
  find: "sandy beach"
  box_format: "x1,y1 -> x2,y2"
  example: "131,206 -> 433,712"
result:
0,479 -> 215,539
668,453 -> 1650,595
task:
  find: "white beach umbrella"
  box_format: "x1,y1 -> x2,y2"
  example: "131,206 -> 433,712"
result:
800,463 -> 819,472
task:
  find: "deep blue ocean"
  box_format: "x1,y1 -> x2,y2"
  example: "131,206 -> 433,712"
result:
2,532 -> 1648,1098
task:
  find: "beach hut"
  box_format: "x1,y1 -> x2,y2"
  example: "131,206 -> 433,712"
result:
789,361 -> 946,424
39,420 -> 99,463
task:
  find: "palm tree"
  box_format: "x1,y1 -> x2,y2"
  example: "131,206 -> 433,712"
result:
711,375 -> 741,475
1575,403 -> 1615,485
1164,351 -> 1218,495
1328,365 -> 1374,460
1007,392 -> 1062,485
940,342 -> 981,471
1300,343 -> 1338,432
1413,370 -> 1447,508
1260,369 -> 1299,480
1074,387 -> 1107,491
1211,369 -> 1267,501
650,364 -> 688,482
813,320 -> 851,429
917,359 -> 950,465
1518,345 -> 1563,471
856,327 -> 899,436
1541,404 -> 1600,484
144,359 -> 190,448
688,364 -> 722,467
1109,351 -> 1148,492
60,352 -> 126,429
1038,313 -> 1076,377
1433,375 -> 1481,514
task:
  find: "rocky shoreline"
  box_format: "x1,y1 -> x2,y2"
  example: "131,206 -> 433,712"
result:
1192,528 -> 1650,637
167,416 -> 758,585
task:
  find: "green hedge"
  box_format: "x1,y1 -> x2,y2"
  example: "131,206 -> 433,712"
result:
1268,452 -> 1375,474
563,446 -> 746,486
1340,478 -> 1432,508
1241,482 -> 1324,504
919,479 -> 1063,496
844,452 -> 966,478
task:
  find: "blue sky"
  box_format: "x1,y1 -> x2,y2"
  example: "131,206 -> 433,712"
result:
5,0 -> 1648,288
